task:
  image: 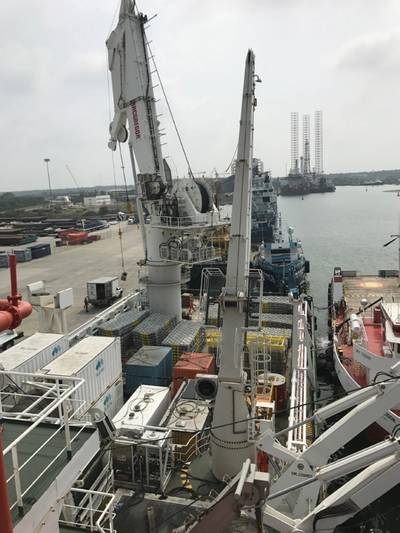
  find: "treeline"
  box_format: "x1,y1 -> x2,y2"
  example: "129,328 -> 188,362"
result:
0,192 -> 45,212
327,169 -> 400,186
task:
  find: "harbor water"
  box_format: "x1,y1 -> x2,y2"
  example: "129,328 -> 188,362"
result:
278,185 -> 398,337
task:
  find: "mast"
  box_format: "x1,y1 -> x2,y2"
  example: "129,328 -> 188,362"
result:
210,50 -> 257,480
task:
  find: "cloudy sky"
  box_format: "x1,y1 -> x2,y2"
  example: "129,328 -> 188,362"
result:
1,0 -> 400,191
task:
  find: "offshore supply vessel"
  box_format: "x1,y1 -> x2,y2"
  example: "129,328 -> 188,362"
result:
328,266 -> 400,438
1,3 -> 400,533
188,163 -> 309,297
250,165 -> 309,296
250,163 -> 278,247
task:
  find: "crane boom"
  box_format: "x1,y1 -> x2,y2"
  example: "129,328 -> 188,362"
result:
210,50 -> 257,480
107,0 -> 166,189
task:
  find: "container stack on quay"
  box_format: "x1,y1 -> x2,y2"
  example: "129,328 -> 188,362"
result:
97,309 -> 149,362
66,231 -> 88,245
0,332 -> 69,389
172,352 -> 215,396
132,313 -> 178,351
0,232 -> 37,247
161,320 -> 206,364
12,247 -> 32,262
38,336 -> 123,420
28,242 -> 51,259
124,346 -> 173,395
0,253 -> 9,268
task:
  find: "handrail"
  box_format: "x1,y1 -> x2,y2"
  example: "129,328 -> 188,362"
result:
68,288 -> 145,344
287,300 -> 310,452
60,488 -> 116,533
0,370 -> 89,516
7,425 -> 88,512
2,372 -> 84,454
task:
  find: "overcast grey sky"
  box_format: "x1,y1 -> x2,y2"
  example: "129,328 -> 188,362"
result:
1,0 -> 399,192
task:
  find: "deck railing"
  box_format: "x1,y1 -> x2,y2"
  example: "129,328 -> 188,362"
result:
1,370 -> 88,517
59,488 -> 116,533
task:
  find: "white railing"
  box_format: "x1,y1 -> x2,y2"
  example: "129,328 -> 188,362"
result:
1,370 -> 88,516
160,245 -> 222,264
59,488 -> 116,533
155,213 -> 225,228
68,289 -> 145,344
158,215 -> 205,227
287,300 -> 310,453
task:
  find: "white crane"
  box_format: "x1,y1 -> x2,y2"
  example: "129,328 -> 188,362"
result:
210,49 -> 257,480
107,0 -> 223,320
177,362 -> 400,533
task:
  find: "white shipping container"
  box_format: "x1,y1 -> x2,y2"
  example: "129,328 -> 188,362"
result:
39,336 -> 122,418
113,385 -> 170,435
0,333 -> 69,389
81,375 -> 124,422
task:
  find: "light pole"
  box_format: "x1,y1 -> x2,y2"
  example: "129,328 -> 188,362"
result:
44,158 -> 53,203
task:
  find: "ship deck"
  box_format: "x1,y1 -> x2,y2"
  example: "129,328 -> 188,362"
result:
336,274 -> 400,386
340,275 -> 400,315
3,418 -> 95,526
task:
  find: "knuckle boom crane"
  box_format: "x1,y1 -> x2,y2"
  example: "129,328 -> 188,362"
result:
107,0 -> 224,320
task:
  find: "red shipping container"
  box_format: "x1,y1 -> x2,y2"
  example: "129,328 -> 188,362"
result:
172,352 -> 215,396
58,228 -> 75,238
68,231 -> 88,244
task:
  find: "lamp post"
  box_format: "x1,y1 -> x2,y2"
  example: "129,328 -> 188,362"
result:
44,158 -> 53,203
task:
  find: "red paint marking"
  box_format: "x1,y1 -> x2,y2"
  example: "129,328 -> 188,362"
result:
131,102 -> 141,139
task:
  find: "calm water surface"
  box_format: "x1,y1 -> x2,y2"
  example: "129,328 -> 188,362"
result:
279,185 -> 399,336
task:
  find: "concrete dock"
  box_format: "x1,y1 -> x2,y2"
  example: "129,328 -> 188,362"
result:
0,223 -> 144,336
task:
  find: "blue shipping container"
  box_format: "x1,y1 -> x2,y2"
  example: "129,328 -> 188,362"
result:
28,243 -> 51,259
0,253 -> 9,268
125,346 -> 172,394
12,248 -> 32,262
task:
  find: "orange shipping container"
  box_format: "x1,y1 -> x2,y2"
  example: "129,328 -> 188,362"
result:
172,352 -> 215,396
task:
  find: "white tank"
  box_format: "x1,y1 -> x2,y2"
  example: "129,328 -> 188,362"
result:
350,314 -> 362,337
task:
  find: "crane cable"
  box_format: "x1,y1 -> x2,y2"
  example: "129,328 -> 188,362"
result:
117,142 -> 131,277
106,61 -> 127,279
145,35 -> 195,179
224,144 -> 238,174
